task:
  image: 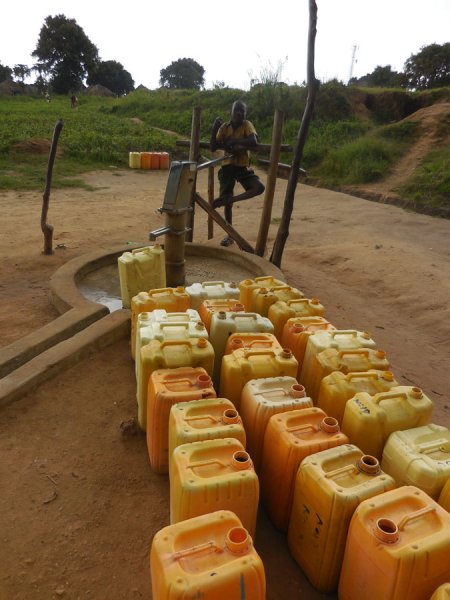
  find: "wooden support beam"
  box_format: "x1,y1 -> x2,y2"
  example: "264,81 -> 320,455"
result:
255,109 -> 284,257
194,193 -> 254,254
186,107 -> 201,242
207,167 -> 214,240
257,159 -> 307,180
176,140 -> 293,153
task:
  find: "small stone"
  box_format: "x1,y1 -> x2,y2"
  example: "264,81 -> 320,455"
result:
55,587 -> 65,596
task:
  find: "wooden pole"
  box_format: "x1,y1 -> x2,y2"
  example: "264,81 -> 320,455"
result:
255,109 -> 284,257
185,106 -> 201,242
207,166 -> 214,240
41,119 -> 64,255
270,0 -> 319,267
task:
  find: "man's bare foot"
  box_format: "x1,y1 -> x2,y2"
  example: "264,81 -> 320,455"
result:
212,195 -> 233,209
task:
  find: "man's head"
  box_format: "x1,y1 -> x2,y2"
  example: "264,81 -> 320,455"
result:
231,101 -> 247,127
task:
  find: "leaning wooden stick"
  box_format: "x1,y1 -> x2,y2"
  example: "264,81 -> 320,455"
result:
41,119 -> 64,255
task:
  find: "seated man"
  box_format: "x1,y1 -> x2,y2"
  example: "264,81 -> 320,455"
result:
210,100 -> 265,246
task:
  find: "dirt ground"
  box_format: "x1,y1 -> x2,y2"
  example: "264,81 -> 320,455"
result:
0,165 -> 449,600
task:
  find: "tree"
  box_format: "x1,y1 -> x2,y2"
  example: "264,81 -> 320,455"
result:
87,60 -> 134,96
32,14 -> 99,94
0,62 -> 12,83
349,65 -> 405,88
404,43 -> 450,90
13,64 -> 31,85
159,58 -> 205,89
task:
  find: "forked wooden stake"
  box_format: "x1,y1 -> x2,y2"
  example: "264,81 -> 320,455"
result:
41,119 -> 64,255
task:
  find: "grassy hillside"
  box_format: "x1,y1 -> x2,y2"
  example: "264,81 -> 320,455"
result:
0,84 -> 448,212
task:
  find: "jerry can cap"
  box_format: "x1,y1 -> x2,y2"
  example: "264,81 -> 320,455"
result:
226,527 -> 252,554
320,416 -> 340,433
291,323 -> 305,333
375,518 -> 399,544
232,303 -> 245,311
311,297 -> 320,304
230,337 -> 244,349
222,408 -> 240,424
232,451 -> 252,470
197,338 -> 208,349
197,373 -> 212,388
411,387 -> 423,399
382,371 -> 394,381
376,349 -> 387,358
357,455 -> 381,475
175,286 -> 185,293
280,348 -> 293,359
290,384 -> 306,398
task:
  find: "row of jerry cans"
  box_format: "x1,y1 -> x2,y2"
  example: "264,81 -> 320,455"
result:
129,151 -> 170,170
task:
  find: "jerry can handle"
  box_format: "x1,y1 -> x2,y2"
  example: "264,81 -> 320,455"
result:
347,372 -> 381,381
148,287 -> 174,296
246,340 -> 274,349
270,285 -> 293,292
397,505 -> 436,531
159,322 -> 189,330
185,414 -> 218,425
243,349 -> 277,358
417,439 -> 450,454
286,423 -> 316,434
231,313 -> 258,320
187,458 -> 227,470
339,349 -> 370,357
330,330 -> 359,338
325,464 -> 358,479
131,246 -> 155,255
372,391 -> 409,404
287,298 -> 308,305
173,540 -> 222,560
255,276 -> 276,283
160,339 -> 191,349
201,281 -> 226,288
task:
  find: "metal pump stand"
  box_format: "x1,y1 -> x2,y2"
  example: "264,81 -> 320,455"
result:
149,161 -> 197,287
149,156 -> 233,287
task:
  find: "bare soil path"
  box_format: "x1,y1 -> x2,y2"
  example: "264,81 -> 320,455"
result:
0,168 -> 449,599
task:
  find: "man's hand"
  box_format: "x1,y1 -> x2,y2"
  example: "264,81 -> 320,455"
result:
212,117 -> 223,131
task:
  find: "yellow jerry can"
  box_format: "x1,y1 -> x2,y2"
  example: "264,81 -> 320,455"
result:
287,444 -> 395,593
301,330 -> 377,401
168,397 -> 246,460
220,348 -> 298,411
118,245 -> 165,309
260,407 -> 348,531
381,424 -> 450,499
150,510 -> 266,600
317,370 -> 398,425
239,376 -> 312,472
239,276 -> 287,311
281,316 -> 336,378
185,281 -> 240,311
209,311 -> 274,388
199,298 -> 244,333
131,287 -> 191,360
251,285 -> 304,318
137,338 -> 215,431
268,297 -> 325,341
224,332 -> 283,356
439,477 -> 450,512
341,386 -> 434,459
135,308 -> 202,366
170,438 -> 259,537
128,151 -> 141,169
338,486 -> 450,600
303,347 -> 391,404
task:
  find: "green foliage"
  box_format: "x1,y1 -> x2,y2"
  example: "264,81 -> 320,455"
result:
404,43 -> 450,90
302,120 -> 372,167
316,137 -> 401,185
350,65 -> 406,88
314,80 -> 353,121
87,60 -> 134,96
32,14 -> 99,94
13,64 -> 31,85
159,58 -> 205,90
0,62 -> 12,83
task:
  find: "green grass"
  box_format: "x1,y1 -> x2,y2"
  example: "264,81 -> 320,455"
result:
396,145 -> 450,208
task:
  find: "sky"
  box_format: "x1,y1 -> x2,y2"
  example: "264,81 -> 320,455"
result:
1,0 -> 449,90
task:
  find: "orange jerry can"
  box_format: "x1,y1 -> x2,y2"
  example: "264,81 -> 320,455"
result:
341,386 -> 433,459
301,330 -> 377,401
338,486 -> 450,600
185,281 -> 240,311
131,287 -> 191,360
269,297 -> 325,341
303,347 -> 391,404
381,424 -> 450,500
140,151 -> 152,169
220,348 -> 298,411
251,285 -> 304,318
239,276 -> 287,311
159,152 -> 170,170
281,316 -> 336,378
170,438 -> 259,537
317,370 -> 399,425
137,338 -> 215,432
288,445 -> 395,593
210,311 -> 274,388
150,151 -> 160,169
430,584 -> 450,600
146,367 -> 216,473
224,332 -> 283,356
260,407 -> 348,530
199,298 -> 244,333
168,397 -> 246,459
239,376 -> 313,472
150,510 -> 266,600
439,477 -> 450,512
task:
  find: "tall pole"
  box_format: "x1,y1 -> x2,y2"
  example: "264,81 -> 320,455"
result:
186,107 -> 201,242
255,109 -> 284,257
270,0 -> 319,267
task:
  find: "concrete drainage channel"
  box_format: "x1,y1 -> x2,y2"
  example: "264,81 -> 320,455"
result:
0,242 -> 284,406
